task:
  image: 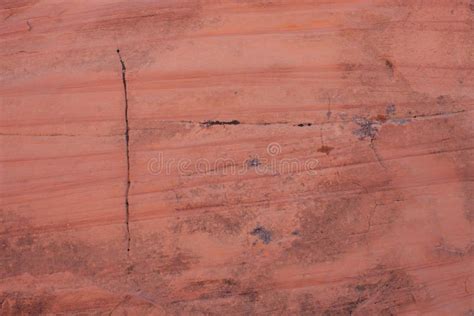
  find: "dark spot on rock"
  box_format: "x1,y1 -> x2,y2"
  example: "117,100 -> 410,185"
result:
385,59 -> 394,71
291,230 -> 300,236
251,226 -> 272,244
437,95 -> 447,102
224,278 -> 238,286
355,284 -> 366,292
247,158 -> 261,167
201,120 -> 240,127
436,95 -> 454,107
386,104 -> 396,115
239,290 -> 258,303
296,123 -> 312,127
317,145 -> 334,155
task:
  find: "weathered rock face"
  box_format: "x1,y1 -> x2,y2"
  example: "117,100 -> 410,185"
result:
0,0 -> 473,314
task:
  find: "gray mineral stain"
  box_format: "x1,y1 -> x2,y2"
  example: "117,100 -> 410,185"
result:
386,104 -> 396,115
251,226 -> 272,244
247,158 -> 261,167
388,118 -> 411,125
352,117 -> 380,140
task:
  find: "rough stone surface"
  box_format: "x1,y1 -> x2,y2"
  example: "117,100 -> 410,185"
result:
0,0 -> 473,314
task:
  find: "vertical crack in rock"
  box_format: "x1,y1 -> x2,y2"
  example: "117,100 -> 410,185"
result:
369,139 -> 387,170
318,96 -> 334,155
117,49 -> 131,252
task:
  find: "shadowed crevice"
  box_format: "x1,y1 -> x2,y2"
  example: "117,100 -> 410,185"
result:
201,120 -> 240,127
117,49 -> 131,252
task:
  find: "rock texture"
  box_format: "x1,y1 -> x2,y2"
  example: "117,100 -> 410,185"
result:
1,0 -> 473,314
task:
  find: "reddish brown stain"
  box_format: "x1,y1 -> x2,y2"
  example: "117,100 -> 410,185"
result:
371,114 -> 388,123
317,145 -> 334,155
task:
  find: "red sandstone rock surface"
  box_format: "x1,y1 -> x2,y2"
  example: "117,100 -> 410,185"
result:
0,0 -> 473,314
